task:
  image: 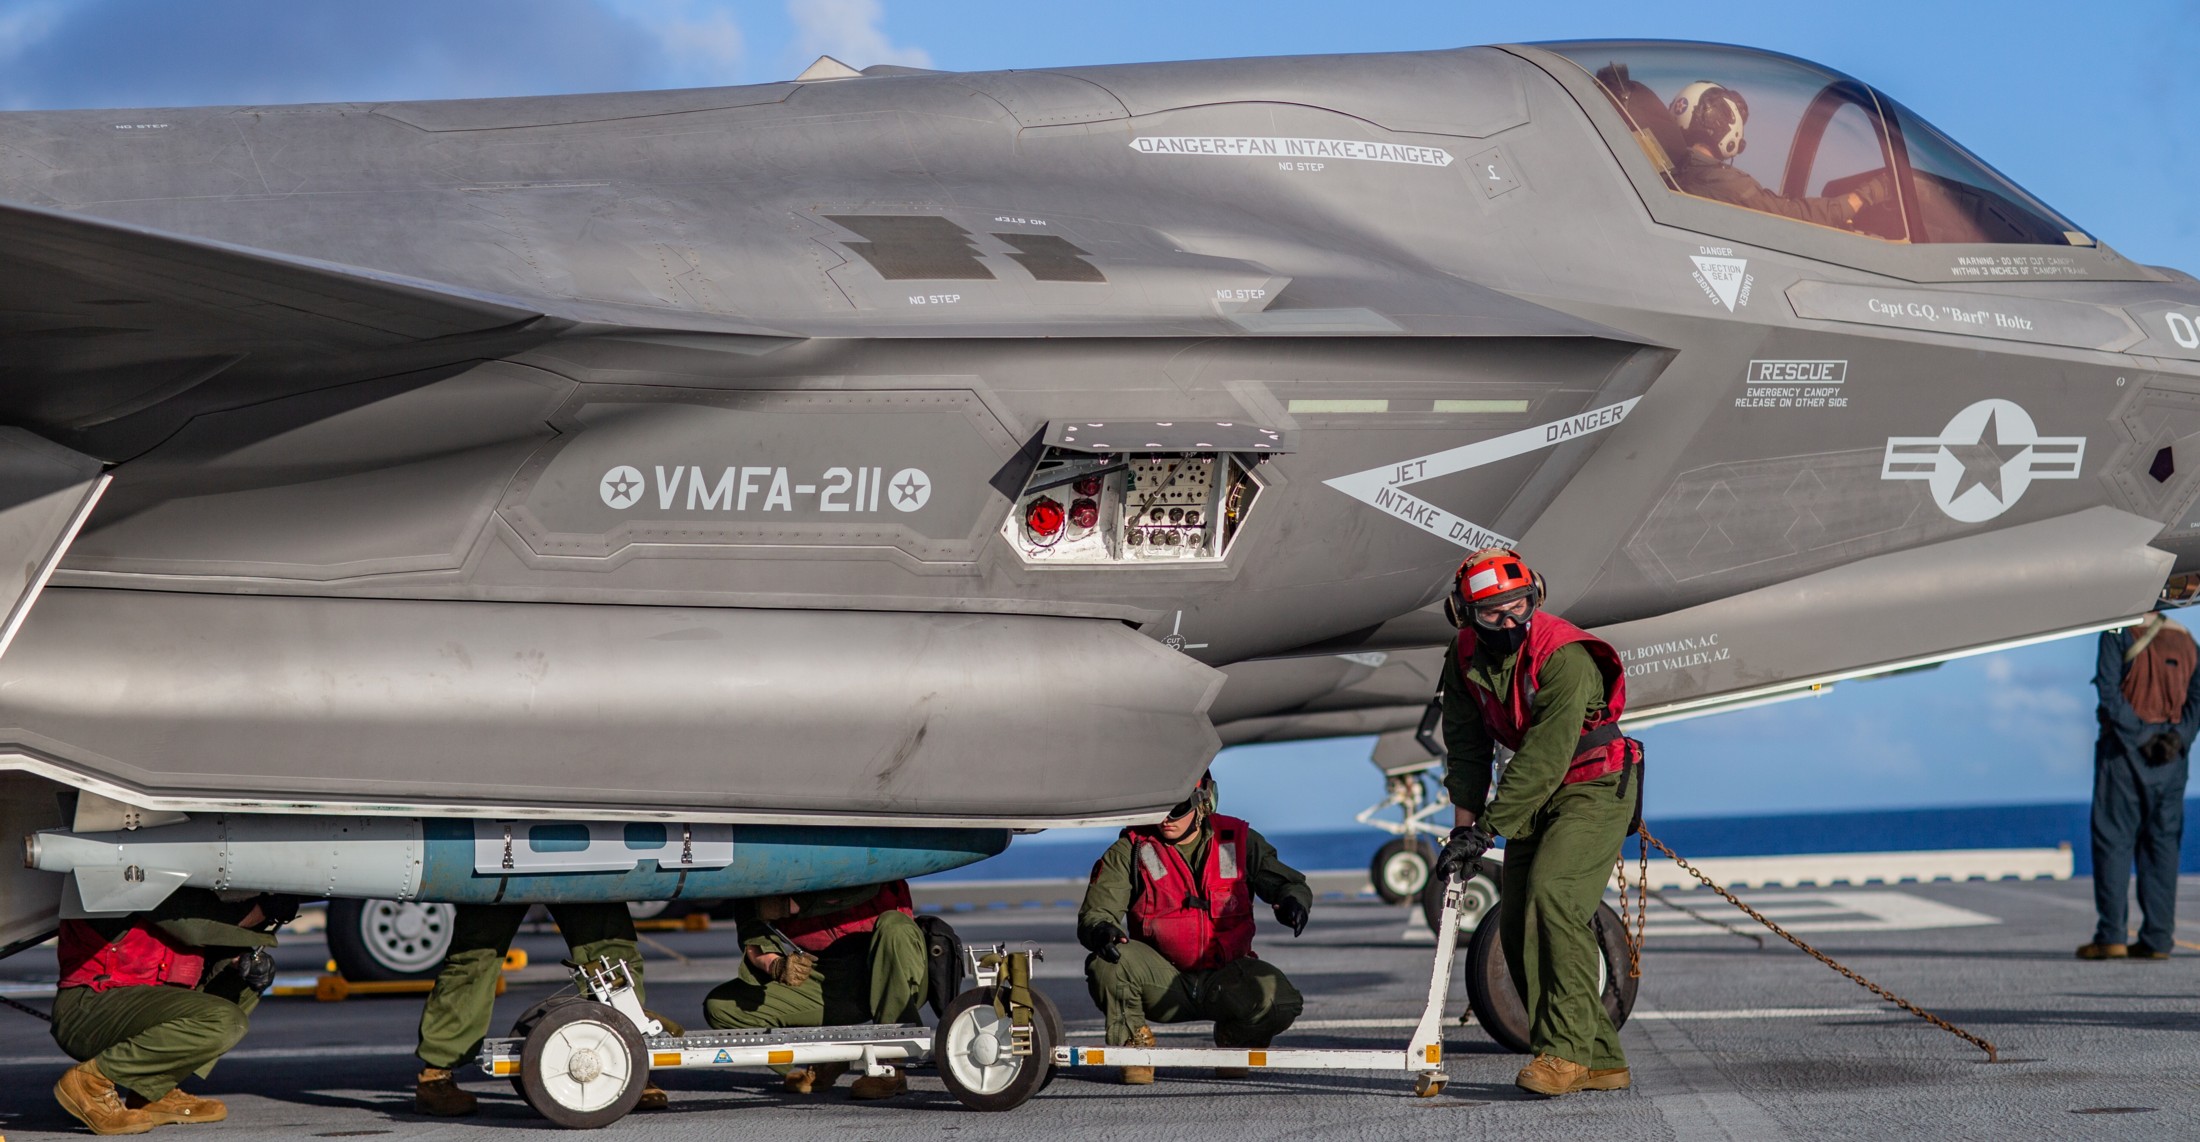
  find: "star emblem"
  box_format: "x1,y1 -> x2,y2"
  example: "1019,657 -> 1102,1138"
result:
1880,400 -> 2084,523
886,467 -> 931,512
598,465 -> 645,510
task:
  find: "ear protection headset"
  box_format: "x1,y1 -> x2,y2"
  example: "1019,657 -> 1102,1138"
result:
1445,548 -> 1547,629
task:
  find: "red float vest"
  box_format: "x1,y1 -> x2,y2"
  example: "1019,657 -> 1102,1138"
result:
56,920 -> 205,993
1124,815 -> 1256,972
776,881 -> 913,954
1454,614 -> 1634,785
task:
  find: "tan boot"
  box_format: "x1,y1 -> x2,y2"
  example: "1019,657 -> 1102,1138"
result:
1515,1053 -> 1590,1097
1120,1025 -> 1156,1085
414,1067 -> 478,1117
131,1086 -> 229,1124
848,1070 -> 908,1100
781,1061 -> 848,1094
635,1082 -> 669,1110
1581,1067 -> 1631,1091
54,1059 -> 158,1136
2076,942 -> 2128,960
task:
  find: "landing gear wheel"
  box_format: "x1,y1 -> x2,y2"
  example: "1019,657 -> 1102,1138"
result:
1025,986 -> 1064,1093
519,1000 -> 648,1129
1419,860 -> 1500,935
1371,837 -> 1437,905
1463,898 -> 1638,1054
934,988 -> 1054,1111
324,898 -> 455,981
1414,1071 -> 1447,1098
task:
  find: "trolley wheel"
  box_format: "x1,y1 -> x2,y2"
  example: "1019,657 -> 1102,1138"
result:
324,898 -> 454,981
933,988 -> 1054,1111
1025,986 -> 1064,1093
1463,898 -> 1638,1054
1413,1071 -> 1447,1099
1418,860 -> 1500,935
1370,837 -> 1438,905
508,995 -> 589,1100
519,999 -> 648,1129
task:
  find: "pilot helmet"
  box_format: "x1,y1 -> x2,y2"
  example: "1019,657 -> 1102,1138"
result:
1671,81 -> 1749,161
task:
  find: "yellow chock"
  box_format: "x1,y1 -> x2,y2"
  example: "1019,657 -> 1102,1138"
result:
504,949 -> 528,971
311,973 -> 504,1002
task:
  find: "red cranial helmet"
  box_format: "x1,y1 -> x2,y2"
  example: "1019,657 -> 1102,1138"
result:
1447,548 -> 1544,629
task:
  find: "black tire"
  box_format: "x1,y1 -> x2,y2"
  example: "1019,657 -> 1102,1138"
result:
519,1000 -> 648,1129
509,995 -> 590,1101
324,898 -> 454,982
1026,986 -> 1064,1093
917,914 -> 967,1020
1370,837 -> 1437,905
1463,898 -> 1638,1054
933,988 -> 1054,1111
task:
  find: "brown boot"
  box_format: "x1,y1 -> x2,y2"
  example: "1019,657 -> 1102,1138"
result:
781,1061 -> 849,1094
1515,1053 -> 1590,1097
1581,1067 -> 1631,1091
635,1082 -> 669,1110
414,1067 -> 478,1117
1120,1025 -> 1156,1085
54,1059 -> 158,1136
2076,942 -> 2128,960
130,1086 -> 229,1124
848,1070 -> 908,1100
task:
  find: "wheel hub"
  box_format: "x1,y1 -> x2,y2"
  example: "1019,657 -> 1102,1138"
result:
567,1047 -> 605,1083
970,1031 -> 1002,1066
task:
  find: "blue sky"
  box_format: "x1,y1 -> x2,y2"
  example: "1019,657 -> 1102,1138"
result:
0,0 -> 2191,830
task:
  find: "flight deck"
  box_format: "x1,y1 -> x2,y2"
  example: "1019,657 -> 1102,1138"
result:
1,874 -> 2193,1140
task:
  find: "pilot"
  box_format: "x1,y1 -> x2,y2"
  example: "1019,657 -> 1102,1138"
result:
1077,771 -> 1312,1085
703,880 -> 928,1100
49,888 -> 298,1135
1432,548 -> 1640,1098
412,902 -> 668,1116
1670,81 -> 1877,227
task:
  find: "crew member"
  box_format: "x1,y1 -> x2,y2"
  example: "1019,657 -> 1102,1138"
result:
1669,81 -> 1878,226
2080,604 -> 2200,960
1077,772 -> 1312,1085
51,888 -> 297,1135
1432,548 -> 1639,1098
703,880 -> 927,1100
413,903 -> 666,1116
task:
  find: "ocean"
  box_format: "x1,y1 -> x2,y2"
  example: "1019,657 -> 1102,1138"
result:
929,799 -> 2200,881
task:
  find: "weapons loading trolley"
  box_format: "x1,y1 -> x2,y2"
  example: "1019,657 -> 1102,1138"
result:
479,871 -> 1485,1126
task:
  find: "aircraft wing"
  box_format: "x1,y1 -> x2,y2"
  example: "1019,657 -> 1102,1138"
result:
0,200 -> 567,457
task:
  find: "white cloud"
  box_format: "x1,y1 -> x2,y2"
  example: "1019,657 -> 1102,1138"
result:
604,0 -> 744,87
787,0 -> 930,70
0,0 -> 67,62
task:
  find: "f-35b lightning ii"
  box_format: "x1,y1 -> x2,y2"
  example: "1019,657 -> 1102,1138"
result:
3,41 -> 2195,960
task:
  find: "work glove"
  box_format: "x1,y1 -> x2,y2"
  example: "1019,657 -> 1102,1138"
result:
1274,897 -> 1309,938
235,947 -> 277,993
770,950 -> 818,987
1432,824 -> 1494,882
1080,920 -> 1128,964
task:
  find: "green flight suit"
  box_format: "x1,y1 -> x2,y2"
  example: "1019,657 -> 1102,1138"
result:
1444,636 -> 1632,1072
415,902 -> 643,1070
703,884 -> 927,1043
51,890 -> 275,1101
1077,820 -> 1312,1047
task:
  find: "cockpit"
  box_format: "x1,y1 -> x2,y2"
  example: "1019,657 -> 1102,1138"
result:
1534,41 -> 2089,249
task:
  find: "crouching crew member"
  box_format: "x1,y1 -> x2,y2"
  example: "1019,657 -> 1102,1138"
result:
704,880 -> 927,1100
1433,548 -> 1639,1099
1077,772 -> 1312,1085
51,889 -> 298,1136
414,903 -> 666,1116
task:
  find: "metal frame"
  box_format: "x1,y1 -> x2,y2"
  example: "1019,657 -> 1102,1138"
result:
1050,873 -> 1469,1093
1353,765 -> 1451,842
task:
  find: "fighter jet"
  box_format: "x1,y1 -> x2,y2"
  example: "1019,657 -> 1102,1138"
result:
3,40 -> 2194,966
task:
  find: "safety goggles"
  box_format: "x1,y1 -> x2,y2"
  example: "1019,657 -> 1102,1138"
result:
1472,596 -> 1533,629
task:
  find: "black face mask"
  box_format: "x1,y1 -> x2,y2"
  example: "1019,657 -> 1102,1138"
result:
1476,619 -> 1530,655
